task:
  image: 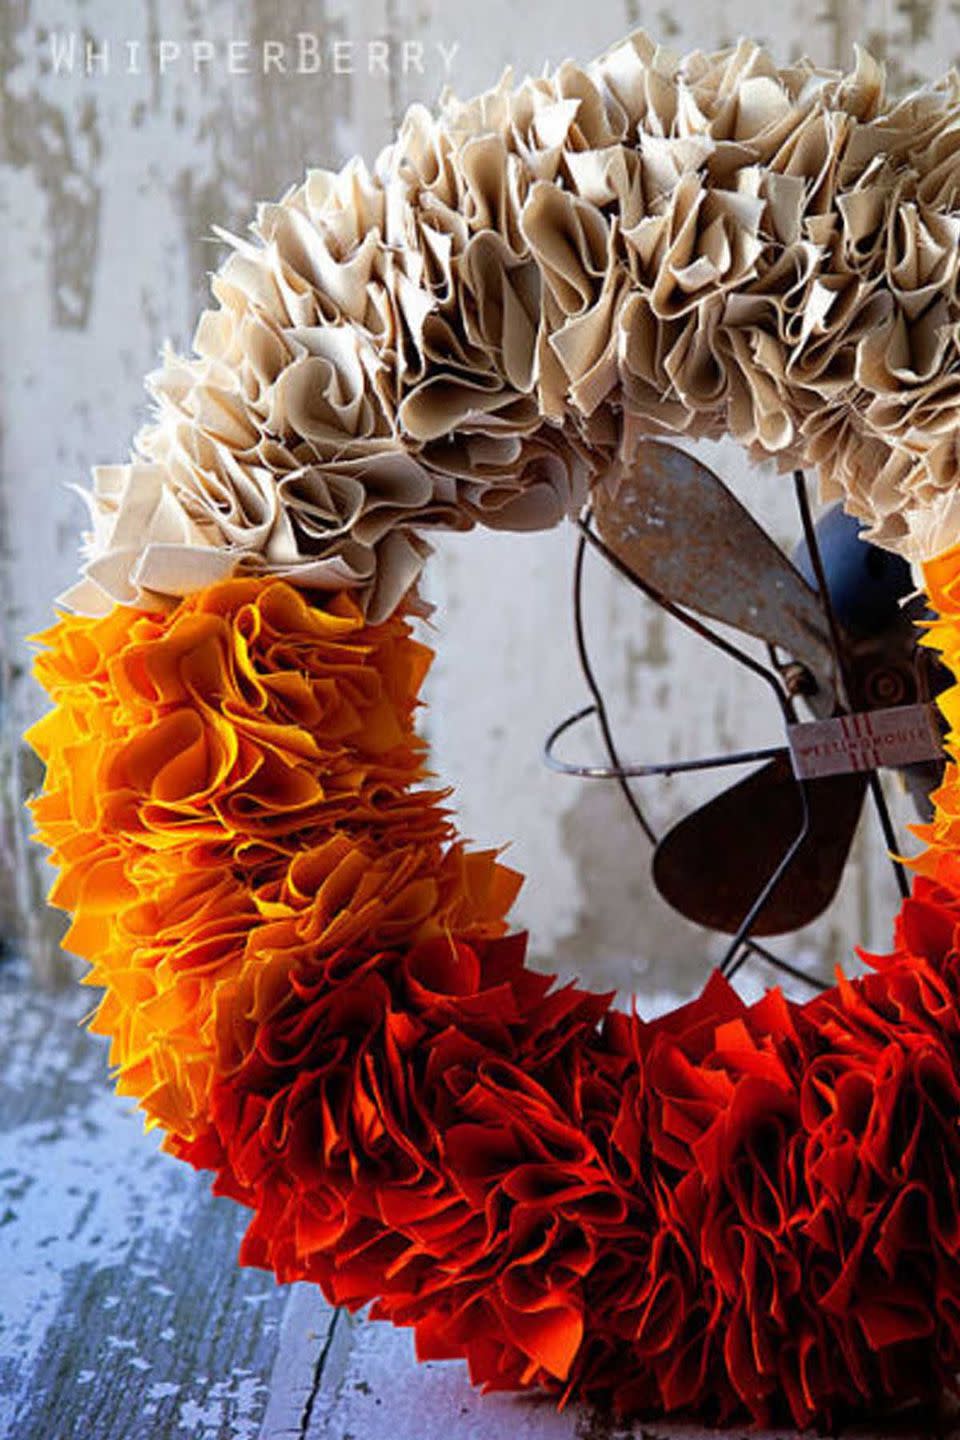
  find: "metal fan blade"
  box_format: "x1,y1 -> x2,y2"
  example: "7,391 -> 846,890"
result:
652,756 -> 867,937
593,442 -> 837,696
900,759 -> 942,823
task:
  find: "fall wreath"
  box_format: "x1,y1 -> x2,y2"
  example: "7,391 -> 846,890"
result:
26,30 -> 960,1430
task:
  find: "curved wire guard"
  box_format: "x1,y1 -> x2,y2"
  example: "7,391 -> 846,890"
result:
544,466 -> 917,994
791,470 -> 910,903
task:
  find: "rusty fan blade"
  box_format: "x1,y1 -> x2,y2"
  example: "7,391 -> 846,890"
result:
652,756 -> 867,937
593,442 -> 837,698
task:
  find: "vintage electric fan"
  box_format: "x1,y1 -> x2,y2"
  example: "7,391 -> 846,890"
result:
544,444 -> 948,990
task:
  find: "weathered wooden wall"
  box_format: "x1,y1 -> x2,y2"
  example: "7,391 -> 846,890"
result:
3,0 -> 960,1001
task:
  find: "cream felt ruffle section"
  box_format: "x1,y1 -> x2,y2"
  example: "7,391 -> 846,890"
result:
63,31 -> 960,622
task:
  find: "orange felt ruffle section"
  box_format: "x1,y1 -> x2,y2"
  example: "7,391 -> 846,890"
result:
25,578 -> 520,1149
911,544 -> 960,888
30,566 -> 960,1430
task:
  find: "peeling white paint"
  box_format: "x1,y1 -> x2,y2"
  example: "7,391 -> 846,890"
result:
4,0 -> 960,997
0,976 -> 295,1440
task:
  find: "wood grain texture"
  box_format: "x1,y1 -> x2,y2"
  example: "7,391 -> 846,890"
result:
2,965 -> 960,1440
0,966 -> 304,1439
256,1287 -> 339,1440
4,959 -> 955,1440
297,1305 -> 960,1440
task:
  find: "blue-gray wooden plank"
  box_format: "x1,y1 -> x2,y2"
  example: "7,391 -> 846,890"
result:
0,967 -> 337,1440
5,964 -> 960,1440
302,1311 -> 960,1440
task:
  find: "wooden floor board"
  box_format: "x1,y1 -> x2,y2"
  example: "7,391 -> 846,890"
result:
3,967 -> 960,1440
0,969 -> 298,1440
256,1285 -> 337,1440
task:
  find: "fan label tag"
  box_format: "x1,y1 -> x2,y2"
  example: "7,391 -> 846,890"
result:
787,703 -> 942,780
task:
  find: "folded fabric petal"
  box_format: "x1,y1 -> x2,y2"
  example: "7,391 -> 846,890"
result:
62,32 -> 960,625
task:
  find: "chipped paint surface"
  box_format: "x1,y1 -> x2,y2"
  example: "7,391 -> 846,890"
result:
1,979 -> 849,1440
2,3 -> 960,994
299,1302 -> 960,1440
2,962 -> 958,1437
0,969 -> 300,1440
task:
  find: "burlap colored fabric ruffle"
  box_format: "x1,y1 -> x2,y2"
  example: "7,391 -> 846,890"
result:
63,32 -> 960,621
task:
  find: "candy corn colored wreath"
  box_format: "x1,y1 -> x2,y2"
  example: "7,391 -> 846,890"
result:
27,30 -> 960,1431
